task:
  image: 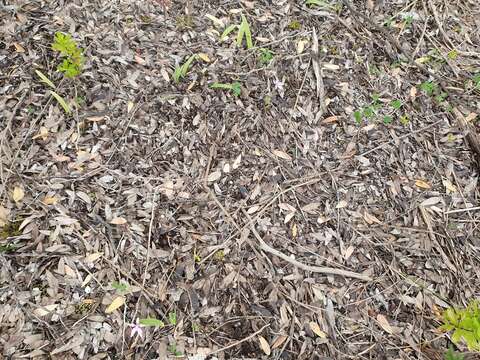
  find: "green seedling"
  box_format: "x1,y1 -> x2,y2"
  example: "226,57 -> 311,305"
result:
0,243 -> 17,253
258,48 -> 274,65
288,20 -> 301,30
448,50 -> 458,60
220,15 -> 253,49
445,347 -> 464,360
111,281 -> 128,293
168,311 -> 177,325
440,300 -> 480,351
139,318 -> 165,327
210,82 -> 242,97
168,344 -> 182,357
473,74 -> 480,90
173,54 -> 196,83
35,70 -> 71,114
420,81 -> 438,96
52,32 -> 84,78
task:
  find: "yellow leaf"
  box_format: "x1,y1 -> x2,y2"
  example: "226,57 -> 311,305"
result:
110,217 -> 127,225
291,223 -> 298,239
309,321 -> 327,338
415,179 -> 431,189
258,336 -> 271,355
105,296 -> 125,314
271,335 -> 288,349
42,196 -> 58,205
197,53 -> 211,62
443,180 -> 457,194
12,186 -> 25,202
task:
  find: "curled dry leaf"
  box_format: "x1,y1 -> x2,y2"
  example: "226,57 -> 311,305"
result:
272,149 -> 292,161
415,179 -> 431,189
207,170 -> 222,182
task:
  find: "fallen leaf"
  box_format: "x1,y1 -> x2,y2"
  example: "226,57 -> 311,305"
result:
297,39 -> 308,54
363,211 -> 381,225
291,223 -> 298,239
321,115 -> 338,124
197,53 -> 211,62
443,179 -> 457,194
421,197 -> 442,206
272,150 -> 292,161
415,179 -> 431,189
271,335 -> 288,349
377,314 -> 394,334
0,206 -> 8,227
336,200 -> 347,209
32,126 -> 49,140
127,101 -> 134,113
258,336 -> 271,355
110,217 -> 127,225
207,171 -> 222,182
42,196 -> 58,205
34,304 -> 58,317
105,296 -> 125,314
13,42 -> 25,52
309,321 -> 327,338
12,186 -> 25,202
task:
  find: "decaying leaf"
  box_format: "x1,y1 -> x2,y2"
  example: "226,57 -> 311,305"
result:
377,314 -> 394,334
272,149 -> 292,161
415,179 -> 431,189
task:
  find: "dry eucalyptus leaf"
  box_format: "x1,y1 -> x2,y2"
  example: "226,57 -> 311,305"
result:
309,321 -> 327,338
207,171 -> 222,182
376,314 -> 394,334
258,336 -> 271,355
272,150 -> 292,161
415,179 -> 431,189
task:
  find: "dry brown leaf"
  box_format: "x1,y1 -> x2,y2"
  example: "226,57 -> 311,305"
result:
12,186 -> 25,202
197,53 -> 211,62
105,296 -> 125,314
272,150 -> 292,161
336,200 -> 347,209
309,321 -> 327,338
32,126 -> 49,141
376,314 -> 394,334
34,304 -> 58,317
258,336 -> 271,355
13,42 -> 25,52
442,179 -> 457,194
363,211 -> 381,225
415,179 -> 431,189
321,115 -> 338,124
110,217 -> 127,225
291,223 -> 298,239
271,335 -> 288,349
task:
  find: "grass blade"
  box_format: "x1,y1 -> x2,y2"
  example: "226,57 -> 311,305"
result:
50,90 -> 71,114
35,70 -> 56,89
221,24 -> 237,41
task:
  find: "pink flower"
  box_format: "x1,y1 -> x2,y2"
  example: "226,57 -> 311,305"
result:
129,319 -> 144,338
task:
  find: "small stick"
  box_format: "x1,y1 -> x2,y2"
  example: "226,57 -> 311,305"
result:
207,324 -> 270,356
242,209 -> 372,281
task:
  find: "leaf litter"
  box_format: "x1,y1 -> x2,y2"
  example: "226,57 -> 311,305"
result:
1,0 -> 480,359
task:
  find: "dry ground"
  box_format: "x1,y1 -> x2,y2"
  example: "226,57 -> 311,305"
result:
1,0 -> 480,359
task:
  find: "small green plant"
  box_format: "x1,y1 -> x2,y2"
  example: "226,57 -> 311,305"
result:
420,81 -> 438,96
0,243 -> 17,253
168,344 -> 182,356
472,73 -> 480,90
440,300 -> 480,351
444,347 -> 464,360
258,48 -> 274,65
52,32 -> 84,78
448,50 -> 458,60
111,281 -> 128,293
305,0 -> 334,9
220,15 -> 253,49
168,311 -> 177,325
403,15 -> 414,28
288,20 -> 301,30
173,54 -> 196,83
210,82 -> 242,97
139,318 -> 165,327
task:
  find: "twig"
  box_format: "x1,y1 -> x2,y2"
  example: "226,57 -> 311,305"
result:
311,27 -> 325,118
143,191 -> 157,287
242,209 -> 372,281
207,323 -> 270,356
444,206 -> 480,215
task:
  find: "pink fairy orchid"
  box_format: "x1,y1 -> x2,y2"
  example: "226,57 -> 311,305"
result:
129,318 -> 144,338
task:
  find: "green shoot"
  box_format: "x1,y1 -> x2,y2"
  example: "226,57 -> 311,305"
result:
210,82 -> 242,97
139,318 -> 165,327
35,70 -> 56,89
237,15 -> 253,49
52,32 -> 84,78
111,281 -> 128,293
50,90 -> 71,114
444,347 -> 464,360
258,48 -> 274,65
391,99 -> 402,110
173,54 -> 196,83
168,312 -> 177,325
420,81 -> 438,96
472,74 -> 480,90
220,24 -> 238,41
